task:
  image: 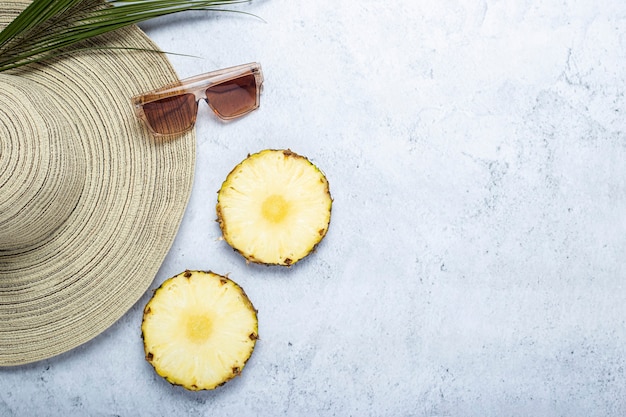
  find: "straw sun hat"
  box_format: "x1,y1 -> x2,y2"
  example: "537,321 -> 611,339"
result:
0,0 -> 195,365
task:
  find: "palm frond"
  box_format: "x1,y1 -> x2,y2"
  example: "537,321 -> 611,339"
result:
0,0 -> 252,72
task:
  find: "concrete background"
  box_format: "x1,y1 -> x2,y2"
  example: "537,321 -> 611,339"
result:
2,0 -> 626,415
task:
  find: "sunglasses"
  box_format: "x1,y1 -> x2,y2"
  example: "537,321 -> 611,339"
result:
131,62 -> 263,136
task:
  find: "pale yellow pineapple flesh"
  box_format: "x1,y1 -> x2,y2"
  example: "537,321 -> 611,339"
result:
217,149 -> 332,266
141,270 -> 258,391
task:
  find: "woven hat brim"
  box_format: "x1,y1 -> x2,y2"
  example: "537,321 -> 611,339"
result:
0,1 -> 195,365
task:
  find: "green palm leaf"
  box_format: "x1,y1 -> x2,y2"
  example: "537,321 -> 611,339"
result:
0,0 -> 251,72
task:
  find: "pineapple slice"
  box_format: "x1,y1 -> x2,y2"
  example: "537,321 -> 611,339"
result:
141,270 -> 258,391
217,149 -> 332,266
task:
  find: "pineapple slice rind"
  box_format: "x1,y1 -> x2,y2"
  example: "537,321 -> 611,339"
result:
142,270 -> 258,390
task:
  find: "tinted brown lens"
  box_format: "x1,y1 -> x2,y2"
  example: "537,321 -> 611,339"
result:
206,74 -> 257,118
142,93 -> 197,135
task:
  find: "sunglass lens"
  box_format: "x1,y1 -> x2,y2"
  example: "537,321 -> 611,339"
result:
206,74 -> 257,119
142,93 -> 198,135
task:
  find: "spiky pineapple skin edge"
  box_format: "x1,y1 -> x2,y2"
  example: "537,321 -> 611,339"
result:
216,149 -> 333,266
141,270 -> 258,391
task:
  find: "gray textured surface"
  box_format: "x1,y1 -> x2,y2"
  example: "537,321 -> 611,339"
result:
2,0 -> 626,415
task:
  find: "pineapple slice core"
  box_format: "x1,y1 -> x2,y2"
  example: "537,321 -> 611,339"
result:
186,315 -> 212,344
261,194 -> 290,223
142,270 -> 258,391
217,149 -> 332,265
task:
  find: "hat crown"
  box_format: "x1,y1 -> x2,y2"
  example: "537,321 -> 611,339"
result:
0,74 -> 85,251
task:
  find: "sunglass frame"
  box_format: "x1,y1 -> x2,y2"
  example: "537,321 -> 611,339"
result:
131,62 -> 263,136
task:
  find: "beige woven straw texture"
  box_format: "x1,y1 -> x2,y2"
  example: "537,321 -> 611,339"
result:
0,0 -> 195,365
